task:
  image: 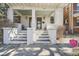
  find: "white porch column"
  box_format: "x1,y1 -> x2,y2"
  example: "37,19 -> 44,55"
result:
31,9 -> 36,30
27,9 -> 36,45
54,8 -> 63,26
31,9 -> 37,42
7,8 -> 14,22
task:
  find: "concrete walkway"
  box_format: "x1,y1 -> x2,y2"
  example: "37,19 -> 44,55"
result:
0,43 -> 73,56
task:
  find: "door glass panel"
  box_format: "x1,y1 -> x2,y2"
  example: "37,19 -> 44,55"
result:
37,17 -> 42,29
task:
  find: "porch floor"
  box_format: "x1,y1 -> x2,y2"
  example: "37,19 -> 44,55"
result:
0,43 -> 74,56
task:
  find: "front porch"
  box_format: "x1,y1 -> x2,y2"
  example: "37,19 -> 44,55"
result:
1,3 -> 65,45
0,3 -> 79,56
0,3 -> 78,45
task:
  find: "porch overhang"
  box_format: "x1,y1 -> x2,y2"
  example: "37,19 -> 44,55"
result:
8,3 -> 68,16
14,9 -> 54,16
7,3 -> 68,10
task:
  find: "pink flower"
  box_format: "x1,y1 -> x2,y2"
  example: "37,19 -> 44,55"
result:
69,39 -> 78,48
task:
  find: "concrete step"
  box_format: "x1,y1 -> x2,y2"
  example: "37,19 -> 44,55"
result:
36,30 -> 50,43
17,31 -> 27,35
14,36 -> 27,38
18,33 -> 27,35
37,38 -> 50,40
37,39 -> 50,41
12,38 -> 27,40
39,35 -> 49,37
41,33 -> 48,35
14,35 -> 27,37
43,31 -> 48,33
20,31 -> 27,33
35,41 -> 50,43
10,41 -> 27,44
39,36 -> 49,38
11,39 -> 27,41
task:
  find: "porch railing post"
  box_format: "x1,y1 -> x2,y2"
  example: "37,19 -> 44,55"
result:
47,25 -> 57,44
27,28 -> 34,45
3,28 -> 11,44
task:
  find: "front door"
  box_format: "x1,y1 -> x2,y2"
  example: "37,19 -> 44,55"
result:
37,17 -> 42,30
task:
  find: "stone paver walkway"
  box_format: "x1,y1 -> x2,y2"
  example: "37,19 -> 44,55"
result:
0,43 -> 73,56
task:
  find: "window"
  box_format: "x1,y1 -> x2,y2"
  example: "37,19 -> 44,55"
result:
14,16 -> 21,23
50,16 -> 54,23
75,18 -> 79,26
77,4 -> 79,6
77,3 -> 79,10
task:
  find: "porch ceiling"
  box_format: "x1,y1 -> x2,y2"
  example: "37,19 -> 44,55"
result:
15,10 -> 32,15
7,3 -> 68,10
36,10 -> 53,16
14,10 -> 53,16
12,3 -> 68,16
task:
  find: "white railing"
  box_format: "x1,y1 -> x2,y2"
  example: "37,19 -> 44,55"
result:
3,27 -> 18,44
9,28 -> 18,40
3,23 -> 23,44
